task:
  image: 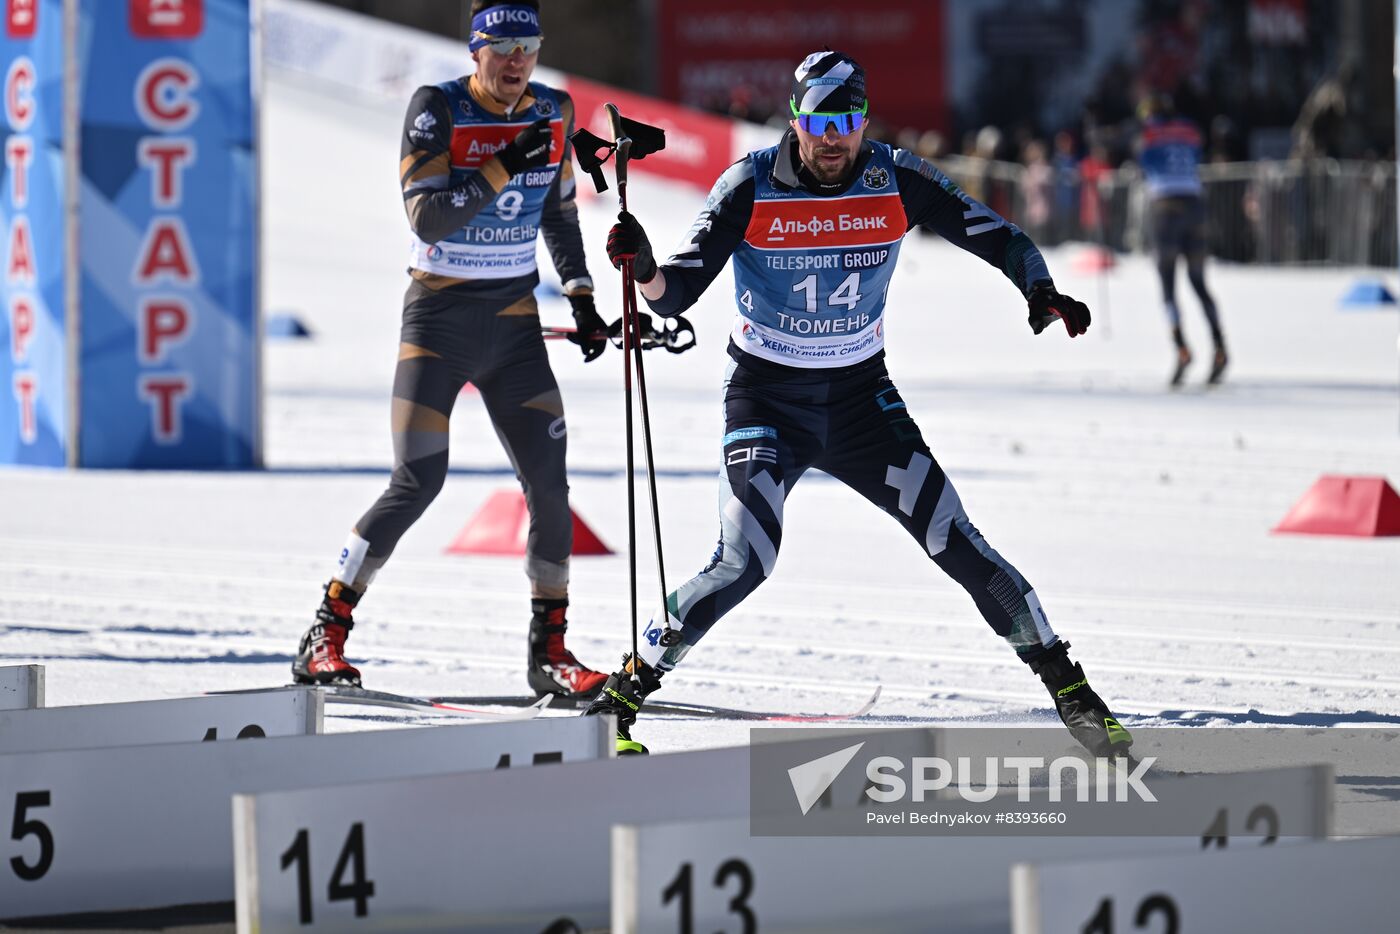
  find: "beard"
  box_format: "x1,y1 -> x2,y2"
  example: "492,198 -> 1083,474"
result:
807,147 -> 853,183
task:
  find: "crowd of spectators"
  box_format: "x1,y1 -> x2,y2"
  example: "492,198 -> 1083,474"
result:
696,1 -> 1396,265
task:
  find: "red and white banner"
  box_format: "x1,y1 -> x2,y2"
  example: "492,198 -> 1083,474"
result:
654,0 -> 947,138
261,0 -> 762,193
563,75 -> 737,193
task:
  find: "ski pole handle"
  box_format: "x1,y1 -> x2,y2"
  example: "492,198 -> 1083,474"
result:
605,103 -> 631,197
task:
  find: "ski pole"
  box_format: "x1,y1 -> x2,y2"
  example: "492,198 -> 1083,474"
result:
611,117 -> 640,680
604,102 -> 674,674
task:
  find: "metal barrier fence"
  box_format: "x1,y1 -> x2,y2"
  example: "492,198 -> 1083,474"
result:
934,154 -> 1398,267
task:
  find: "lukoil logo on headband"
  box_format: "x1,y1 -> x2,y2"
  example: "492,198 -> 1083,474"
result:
481,8 -> 539,31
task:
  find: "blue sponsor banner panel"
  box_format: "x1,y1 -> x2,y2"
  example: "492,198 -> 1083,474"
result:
1,0 -> 66,465
76,0 -> 258,467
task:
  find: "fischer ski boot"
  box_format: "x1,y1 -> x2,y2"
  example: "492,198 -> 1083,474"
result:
1029,641 -> 1132,758
527,598 -> 607,699
583,654 -> 662,755
292,580 -> 362,686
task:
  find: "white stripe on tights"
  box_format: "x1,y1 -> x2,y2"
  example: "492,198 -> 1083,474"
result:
925,478 -> 963,557
885,452 -> 931,517
723,496 -> 778,577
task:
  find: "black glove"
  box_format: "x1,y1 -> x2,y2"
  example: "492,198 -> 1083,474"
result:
1027,282 -> 1091,338
566,293 -> 607,362
497,118 -> 554,176
605,211 -> 658,283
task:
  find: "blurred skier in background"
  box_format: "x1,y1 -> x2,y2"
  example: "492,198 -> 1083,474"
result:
1137,92 -> 1228,387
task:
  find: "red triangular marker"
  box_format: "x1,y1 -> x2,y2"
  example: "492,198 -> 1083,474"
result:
1272,475 -> 1400,537
570,510 -> 612,555
446,488 -> 614,555
1071,246 -> 1115,274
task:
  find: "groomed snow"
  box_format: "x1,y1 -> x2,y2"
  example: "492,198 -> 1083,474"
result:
2,71 -> 1398,758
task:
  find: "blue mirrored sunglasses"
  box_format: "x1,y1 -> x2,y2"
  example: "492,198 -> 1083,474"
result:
474,33 -> 543,55
789,100 -> 868,136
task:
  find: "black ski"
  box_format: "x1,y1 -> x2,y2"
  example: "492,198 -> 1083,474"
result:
210,684 -> 552,720
432,685 -> 881,722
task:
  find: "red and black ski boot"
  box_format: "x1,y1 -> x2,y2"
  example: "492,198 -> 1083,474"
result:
292,580 -> 362,686
583,653 -> 663,755
1029,641 -> 1132,758
527,598 -> 607,699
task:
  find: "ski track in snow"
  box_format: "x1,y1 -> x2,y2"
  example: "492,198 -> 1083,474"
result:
1,72 -> 1398,753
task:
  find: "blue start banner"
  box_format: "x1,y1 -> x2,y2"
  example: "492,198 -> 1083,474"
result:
74,0 -> 259,467
1,0 -> 66,466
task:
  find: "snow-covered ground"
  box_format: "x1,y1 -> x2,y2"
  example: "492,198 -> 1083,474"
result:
3,72 -> 1399,762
